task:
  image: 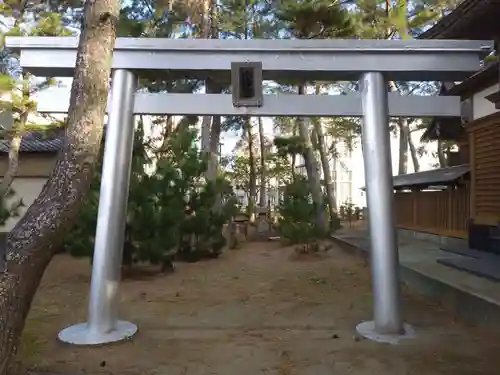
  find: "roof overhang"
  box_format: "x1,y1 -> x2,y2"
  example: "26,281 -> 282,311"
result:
421,117 -> 464,142
446,62 -> 499,97
361,164 -> 470,191
419,0 -> 500,40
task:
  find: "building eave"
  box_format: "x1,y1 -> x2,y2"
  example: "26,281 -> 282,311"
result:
446,62 -> 499,97
419,0 -> 500,40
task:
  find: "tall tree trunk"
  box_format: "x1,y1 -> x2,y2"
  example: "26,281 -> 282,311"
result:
0,135 -> 22,197
206,113 -> 221,181
298,85 -> 326,231
388,81 -> 410,176
397,118 -> 409,175
199,0 -> 220,179
198,0 -> 212,153
164,116 -> 174,137
291,122 -> 297,180
437,139 -> 447,168
408,134 -> 420,172
0,100 -> 26,196
330,139 -> 338,208
200,117 -> 211,152
0,1 -> 119,373
201,78 -> 220,163
312,119 -> 336,220
312,84 -> 336,223
258,117 -> 266,207
245,117 -> 257,222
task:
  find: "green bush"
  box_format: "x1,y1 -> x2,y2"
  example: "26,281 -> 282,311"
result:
277,176 -> 327,251
64,123 -> 236,272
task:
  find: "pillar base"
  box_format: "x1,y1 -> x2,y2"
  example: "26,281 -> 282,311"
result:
356,321 -> 415,344
58,320 -> 138,345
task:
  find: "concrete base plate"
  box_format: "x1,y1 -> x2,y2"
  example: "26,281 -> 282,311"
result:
58,320 -> 138,345
356,321 -> 415,344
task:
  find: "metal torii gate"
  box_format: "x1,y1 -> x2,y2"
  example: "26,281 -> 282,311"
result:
6,36 -> 492,346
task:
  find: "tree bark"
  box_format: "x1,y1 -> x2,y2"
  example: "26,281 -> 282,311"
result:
200,116 -> 211,153
206,0 -> 220,181
291,122 -> 297,180
0,135 -> 22,197
199,0 -> 220,179
397,118 -> 409,175
258,117 -> 266,207
297,85 -> 326,231
408,133 -> 420,172
437,139 -> 447,168
312,120 -> 336,218
206,113 -> 221,181
0,1 -> 120,373
245,117 -> 257,222
201,82 -> 222,182
312,84 -> 336,222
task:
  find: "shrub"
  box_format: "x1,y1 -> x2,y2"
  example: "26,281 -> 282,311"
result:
64,123 -> 236,273
277,176 -> 327,252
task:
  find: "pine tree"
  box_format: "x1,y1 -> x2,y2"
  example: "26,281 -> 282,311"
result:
0,3 -> 74,227
273,0 -> 354,231
278,175 -> 328,251
66,119 -> 237,270
64,1 -> 237,271
350,0 -> 462,174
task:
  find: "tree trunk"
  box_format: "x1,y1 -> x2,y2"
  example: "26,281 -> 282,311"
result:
198,0 -> 212,153
408,134 -> 420,172
397,118 -> 409,175
330,139 -> 338,207
437,139 -> 447,168
164,116 -> 174,137
206,114 -> 221,181
298,85 -> 326,231
312,119 -> 336,219
0,1 -> 120,373
200,116 -> 211,152
258,117 -> 266,207
389,81 -> 410,176
313,84 -> 336,222
0,135 -> 22,197
245,117 -> 257,222
199,0 -> 219,178
291,123 -> 297,180
201,82 -> 222,181
205,79 -> 222,182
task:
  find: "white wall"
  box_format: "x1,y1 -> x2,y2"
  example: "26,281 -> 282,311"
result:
472,83 -> 500,120
1,177 -> 47,232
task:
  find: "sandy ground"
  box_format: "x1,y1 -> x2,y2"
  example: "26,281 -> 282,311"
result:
19,241 -> 500,375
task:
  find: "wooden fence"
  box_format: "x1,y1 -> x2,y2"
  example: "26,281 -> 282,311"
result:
394,186 -> 470,238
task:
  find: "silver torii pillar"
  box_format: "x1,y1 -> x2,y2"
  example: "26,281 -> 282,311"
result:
58,69 -> 138,345
5,36 -> 491,346
356,72 -> 414,343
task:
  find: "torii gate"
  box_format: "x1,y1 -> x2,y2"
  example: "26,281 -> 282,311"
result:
5,36 -> 492,346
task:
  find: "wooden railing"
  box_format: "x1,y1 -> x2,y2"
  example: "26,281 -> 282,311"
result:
394,186 -> 470,238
